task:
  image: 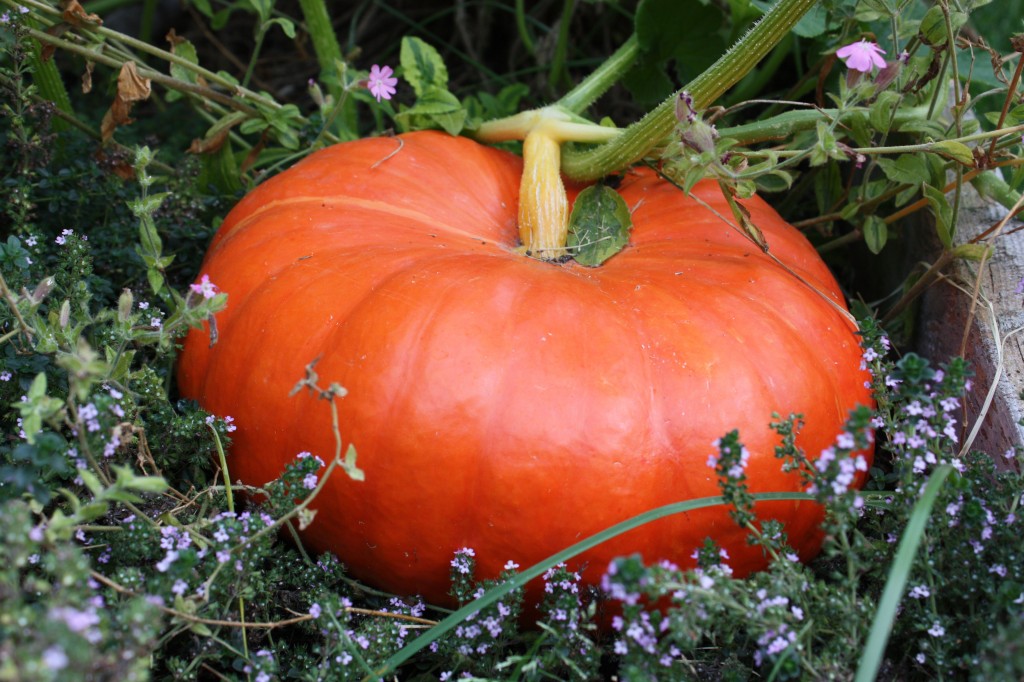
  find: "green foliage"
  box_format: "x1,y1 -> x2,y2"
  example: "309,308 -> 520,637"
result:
3,0 -> 1024,680
566,183 -> 633,266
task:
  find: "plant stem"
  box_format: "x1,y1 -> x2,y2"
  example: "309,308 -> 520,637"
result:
556,34 -> 639,115
546,0 -> 576,95
12,0 -> 282,111
241,24 -> 268,90
514,0 -> 536,56
559,0 -> 818,181
23,26 -> 260,116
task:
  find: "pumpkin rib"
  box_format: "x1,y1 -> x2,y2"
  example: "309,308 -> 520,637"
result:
213,195 -> 515,252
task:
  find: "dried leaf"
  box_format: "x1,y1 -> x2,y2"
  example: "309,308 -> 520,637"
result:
100,62 -> 152,143
40,24 -> 71,61
240,132 -> 267,175
165,28 -> 185,47
61,0 -> 103,27
188,127 -> 231,155
81,61 -> 94,94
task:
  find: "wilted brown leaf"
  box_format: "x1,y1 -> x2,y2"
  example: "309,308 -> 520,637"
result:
100,62 -> 152,143
188,127 -> 232,155
165,28 -> 185,47
61,0 -> 102,27
81,61 -> 94,94
40,23 -> 72,61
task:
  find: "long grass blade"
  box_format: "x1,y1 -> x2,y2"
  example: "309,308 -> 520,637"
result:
369,490 -> 812,679
854,465 -> 954,682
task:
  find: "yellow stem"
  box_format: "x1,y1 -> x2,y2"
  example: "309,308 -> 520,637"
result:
519,126 -> 568,259
476,107 -> 621,261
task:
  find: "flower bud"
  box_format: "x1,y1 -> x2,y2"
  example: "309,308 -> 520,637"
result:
118,288 -> 134,322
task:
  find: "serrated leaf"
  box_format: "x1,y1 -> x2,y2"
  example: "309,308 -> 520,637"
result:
932,140 -> 975,166
566,185 -> 633,267
863,215 -> 888,254
400,37 -> 449,98
395,87 -> 467,136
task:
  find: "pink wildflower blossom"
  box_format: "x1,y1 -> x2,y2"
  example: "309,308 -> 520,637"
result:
367,64 -> 398,102
836,39 -> 887,73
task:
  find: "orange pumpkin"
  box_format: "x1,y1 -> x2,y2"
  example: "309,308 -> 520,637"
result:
177,130 -> 872,605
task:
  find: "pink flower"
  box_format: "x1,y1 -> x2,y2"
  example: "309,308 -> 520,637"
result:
836,40 -> 887,73
190,274 -> 218,299
367,64 -> 397,102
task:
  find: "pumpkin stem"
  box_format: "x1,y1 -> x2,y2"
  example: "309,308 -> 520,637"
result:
519,125 -> 568,258
474,107 -> 620,261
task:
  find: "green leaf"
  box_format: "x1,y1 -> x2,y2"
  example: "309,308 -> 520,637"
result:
267,17 -> 296,39
868,91 -> 900,134
636,0 -> 727,84
919,6 -> 967,46
753,170 -> 793,193
719,180 -> 768,252
147,269 -> 166,296
78,468 -> 104,496
923,184 -> 954,247
400,37 -> 449,98
395,87 -> 467,136
622,55 -> 675,106
343,443 -> 365,482
951,243 -> 993,261
566,184 -> 633,266
862,215 -> 888,254
931,140 -> 975,166
875,154 -> 930,186
166,37 -> 200,103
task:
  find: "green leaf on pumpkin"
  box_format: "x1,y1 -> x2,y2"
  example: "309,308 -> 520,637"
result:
567,184 -> 633,267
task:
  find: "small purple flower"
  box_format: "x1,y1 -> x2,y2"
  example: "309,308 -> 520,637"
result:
837,39 -> 887,73
309,603 -> 321,618
190,274 -> 218,299
367,64 -> 398,102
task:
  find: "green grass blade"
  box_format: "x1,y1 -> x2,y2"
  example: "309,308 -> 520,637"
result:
854,464 -> 954,682
369,490 -> 812,679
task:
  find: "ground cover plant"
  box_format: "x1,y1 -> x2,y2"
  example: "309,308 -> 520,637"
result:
2,0 -> 1024,679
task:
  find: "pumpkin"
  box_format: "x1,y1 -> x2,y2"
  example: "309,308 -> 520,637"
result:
177,130 -> 873,605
